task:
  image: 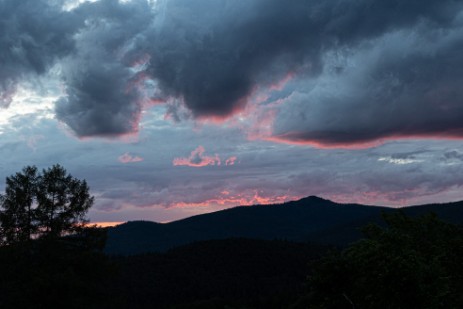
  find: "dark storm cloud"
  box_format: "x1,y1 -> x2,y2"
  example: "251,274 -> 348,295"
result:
143,0 -> 462,118
55,0 -> 154,137
55,59 -> 143,137
141,0 -> 322,117
93,0 -> 463,142
3,0 -> 463,142
0,0 -> 81,106
272,21 -> 463,146
145,0 -> 455,116
0,0 -> 153,136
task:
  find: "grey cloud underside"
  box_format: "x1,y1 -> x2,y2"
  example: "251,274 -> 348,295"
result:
2,0 -> 463,143
144,0 -> 461,117
54,0 -> 154,136
273,23 -> 463,145
55,59 -> 142,136
0,0 -> 81,106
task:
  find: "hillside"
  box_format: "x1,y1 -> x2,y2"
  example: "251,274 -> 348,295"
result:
105,196 -> 463,255
108,238 -> 330,308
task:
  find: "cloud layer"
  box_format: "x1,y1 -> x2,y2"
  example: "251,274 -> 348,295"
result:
2,105 -> 463,223
2,0 -> 463,147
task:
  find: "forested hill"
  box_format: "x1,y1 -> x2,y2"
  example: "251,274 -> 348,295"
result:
105,196 -> 463,255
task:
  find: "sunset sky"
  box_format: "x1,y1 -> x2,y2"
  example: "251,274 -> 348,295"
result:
2,0 -> 463,223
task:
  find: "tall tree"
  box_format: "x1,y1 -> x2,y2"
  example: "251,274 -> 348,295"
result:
0,165 -> 94,244
35,164 -> 94,238
0,166 -> 38,245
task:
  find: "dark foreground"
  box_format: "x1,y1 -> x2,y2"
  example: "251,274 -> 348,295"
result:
0,212 -> 462,308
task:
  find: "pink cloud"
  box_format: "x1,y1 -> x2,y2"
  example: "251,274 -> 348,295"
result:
118,153 -> 143,163
169,190 -> 297,208
269,72 -> 294,91
190,83 -> 285,143
225,156 -> 237,166
173,146 -> 221,167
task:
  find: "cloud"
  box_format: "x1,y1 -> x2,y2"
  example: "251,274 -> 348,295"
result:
271,21 -> 463,147
144,0 -> 459,118
0,0 -> 82,107
118,152 -> 143,163
0,0 -> 154,137
140,0 -> 463,148
444,150 -> 463,160
11,117 -> 457,222
378,157 -> 423,165
55,0 -> 154,137
173,146 -> 221,167
225,156 -> 237,166
2,0 -> 463,147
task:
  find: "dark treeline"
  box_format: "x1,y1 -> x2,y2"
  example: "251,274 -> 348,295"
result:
109,238 -> 330,309
0,230 -> 113,308
297,212 -> 463,308
105,212 -> 463,308
1,166 -> 462,308
0,165 -> 111,308
2,213 -> 461,308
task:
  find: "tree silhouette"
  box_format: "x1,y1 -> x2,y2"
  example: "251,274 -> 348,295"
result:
302,212 -> 463,308
0,166 -> 38,245
0,165 -> 94,244
0,166 -> 114,308
35,165 -> 94,238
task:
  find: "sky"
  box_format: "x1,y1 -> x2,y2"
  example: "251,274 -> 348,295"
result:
1,0 -> 463,224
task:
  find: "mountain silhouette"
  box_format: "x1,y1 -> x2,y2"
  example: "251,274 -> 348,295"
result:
105,196 -> 463,255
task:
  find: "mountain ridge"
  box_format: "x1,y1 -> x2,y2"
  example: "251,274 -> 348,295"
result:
105,196 -> 463,255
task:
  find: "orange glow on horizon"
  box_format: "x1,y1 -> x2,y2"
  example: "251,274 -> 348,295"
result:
167,192 -> 298,209
88,221 -> 125,228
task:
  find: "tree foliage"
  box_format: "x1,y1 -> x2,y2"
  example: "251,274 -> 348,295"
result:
0,228 -> 113,309
0,165 -> 94,244
0,166 -> 38,245
302,212 -> 463,308
0,165 -> 112,308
